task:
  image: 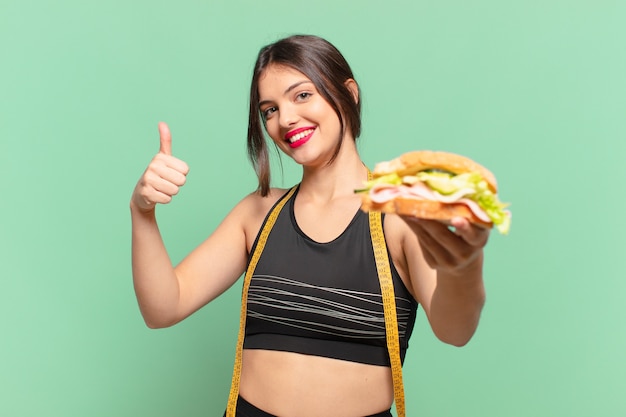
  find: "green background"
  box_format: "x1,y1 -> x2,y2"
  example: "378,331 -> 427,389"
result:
2,0 -> 625,416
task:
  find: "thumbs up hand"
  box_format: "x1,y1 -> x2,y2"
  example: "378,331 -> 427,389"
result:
131,122 -> 190,212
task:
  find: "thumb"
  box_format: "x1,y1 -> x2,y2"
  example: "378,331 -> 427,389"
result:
158,121 -> 172,155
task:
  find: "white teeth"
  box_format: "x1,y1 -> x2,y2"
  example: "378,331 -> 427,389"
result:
288,129 -> 314,143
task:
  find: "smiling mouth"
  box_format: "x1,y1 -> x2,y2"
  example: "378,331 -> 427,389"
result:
286,128 -> 315,143
285,128 -> 315,147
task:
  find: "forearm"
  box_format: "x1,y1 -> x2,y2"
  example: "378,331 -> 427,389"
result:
130,203 -> 181,328
429,253 -> 486,346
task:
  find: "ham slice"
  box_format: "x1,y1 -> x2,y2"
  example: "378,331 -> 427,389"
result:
369,182 -> 491,223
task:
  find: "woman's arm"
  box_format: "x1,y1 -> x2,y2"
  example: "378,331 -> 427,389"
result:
389,216 -> 489,346
130,199 -> 252,329
129,122 -> 258,328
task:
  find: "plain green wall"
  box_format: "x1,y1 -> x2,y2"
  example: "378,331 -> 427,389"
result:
1,0 -> 625,416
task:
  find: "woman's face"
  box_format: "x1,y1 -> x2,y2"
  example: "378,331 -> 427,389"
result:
257,64 -> 345,167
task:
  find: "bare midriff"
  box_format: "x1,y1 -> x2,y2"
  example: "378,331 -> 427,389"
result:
239,349 -> 394,417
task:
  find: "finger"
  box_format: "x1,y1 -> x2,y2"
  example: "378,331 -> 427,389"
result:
450,217 -> 490,247
405,218 -> 485,271
146,190 -> 173,205
133,181 -> 173,210
149,173 -> 180,195
152,162 -> 188,186
449,217 -> 472,238
153,153 -> 190,177
158,121 -> 172,155
144,166 -> 184,193
401,219 -> 446,261
410,223 -> 446,269
411,218 -> 461,248
410,220 -> 457,267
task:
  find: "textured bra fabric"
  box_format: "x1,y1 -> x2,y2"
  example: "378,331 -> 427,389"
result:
243,186 -> 418,367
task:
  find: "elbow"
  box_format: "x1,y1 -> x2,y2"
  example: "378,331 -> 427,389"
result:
435,330 -> 476,347
140,310 -> 179,329
144,318 -> 176,329
441,334 -> 474,347
432,314 -> 482,347
144,319 -> 168,330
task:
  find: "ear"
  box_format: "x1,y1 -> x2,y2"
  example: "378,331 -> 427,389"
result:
344,79 -> 360,104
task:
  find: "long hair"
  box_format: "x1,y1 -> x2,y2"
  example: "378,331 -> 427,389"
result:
247,35 -> 361,196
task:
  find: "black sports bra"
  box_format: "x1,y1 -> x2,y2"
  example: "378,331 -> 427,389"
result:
243,187 -> 418,366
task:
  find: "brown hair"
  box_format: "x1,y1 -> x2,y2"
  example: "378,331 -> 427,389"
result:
247,34 -> 361,196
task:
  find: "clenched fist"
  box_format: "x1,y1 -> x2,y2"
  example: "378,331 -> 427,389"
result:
131,122 -> 190,212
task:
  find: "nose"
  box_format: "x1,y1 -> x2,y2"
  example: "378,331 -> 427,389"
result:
278,103 -> 299,128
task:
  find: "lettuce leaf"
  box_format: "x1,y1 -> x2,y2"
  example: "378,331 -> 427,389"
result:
356,170 -> 512,234
354,173 -> 402,193
420,170 -> 511,234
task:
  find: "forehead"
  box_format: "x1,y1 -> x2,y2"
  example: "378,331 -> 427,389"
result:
258,64 -> 313,99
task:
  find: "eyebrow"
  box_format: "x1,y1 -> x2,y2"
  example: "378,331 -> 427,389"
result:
258,80 -> 313,107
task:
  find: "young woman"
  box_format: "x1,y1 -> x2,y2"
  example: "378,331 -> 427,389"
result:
130,35 -> 489,417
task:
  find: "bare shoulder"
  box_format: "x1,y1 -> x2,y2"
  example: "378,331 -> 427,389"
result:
234,187 -> 292,250
235,187 -> 291,220
240,187 -> 290,209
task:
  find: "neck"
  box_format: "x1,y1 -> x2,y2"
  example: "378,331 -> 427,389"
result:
299,141 -> 368,202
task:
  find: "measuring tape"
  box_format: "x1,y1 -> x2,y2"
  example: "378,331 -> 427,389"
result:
226,183 -> 406,417
225,185 -> 297,416
369,209 -> 406,417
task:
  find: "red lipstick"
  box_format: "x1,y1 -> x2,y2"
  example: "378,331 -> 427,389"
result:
285,126 -> 316,149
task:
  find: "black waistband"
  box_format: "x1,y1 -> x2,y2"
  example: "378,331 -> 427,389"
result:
244,333 -> 403,367
224,395 -> 392,417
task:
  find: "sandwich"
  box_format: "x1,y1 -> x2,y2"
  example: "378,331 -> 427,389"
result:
356,150 -> 511,234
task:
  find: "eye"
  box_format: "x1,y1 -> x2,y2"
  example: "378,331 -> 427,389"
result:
262,106 -> 277,120
296,92 -> 312,101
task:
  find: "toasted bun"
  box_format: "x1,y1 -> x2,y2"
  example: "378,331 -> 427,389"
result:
360,195 -> 493,229
373,150 -> 498,193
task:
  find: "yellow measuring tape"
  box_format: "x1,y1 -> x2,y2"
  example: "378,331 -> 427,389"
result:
226,184 -> 406,417
226,185 -> 297,416
369,209 -> 406,417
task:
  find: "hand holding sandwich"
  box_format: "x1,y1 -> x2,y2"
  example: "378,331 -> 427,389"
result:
357,150 -> 510,272
402,216 -> 489,274
131,122 -> 190,212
